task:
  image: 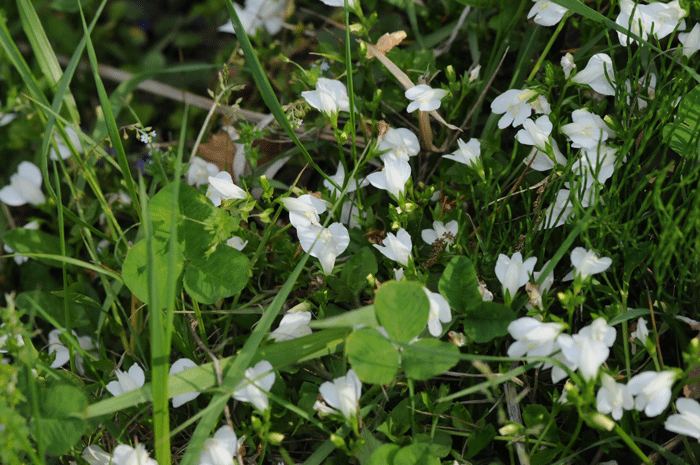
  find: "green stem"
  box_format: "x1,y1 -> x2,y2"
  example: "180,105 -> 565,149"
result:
527,11 -> 571,82
408,378 -> 417,438
560,415 -> 582,460
613,424 -> 653,465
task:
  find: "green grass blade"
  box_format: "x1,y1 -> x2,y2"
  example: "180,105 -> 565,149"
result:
17,0 -> 81,124
77,5 -> 142,224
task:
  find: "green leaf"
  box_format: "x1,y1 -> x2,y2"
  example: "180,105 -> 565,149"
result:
438,256 -> 483,313
149,182 -> 232,259
2,228 -> 67,268
367,444 -> 400,465
356,429 -> 385,465
375,281 -> 429,343
35,384 -> 87,456
450,402 -> 473,430
415,430 -> 452,458
462,302 -> 515,343
393,443 -> 440,465
663,85 -> 700,158
346,328 -> 399,385
183,244 -> 250,304
16,290 -> 90,328
122,238 -> 184,305
401,339 -> 459,381
341,246 -> 377,292
465,422 -> 496,458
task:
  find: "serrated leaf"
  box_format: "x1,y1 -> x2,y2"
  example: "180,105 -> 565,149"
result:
375,281 -> 429,343
462,302 -> 515,343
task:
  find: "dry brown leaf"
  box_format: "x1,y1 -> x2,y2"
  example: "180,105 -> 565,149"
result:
367,31 -> 407,59
377,120 -> 390,139
196,132 -> 240,178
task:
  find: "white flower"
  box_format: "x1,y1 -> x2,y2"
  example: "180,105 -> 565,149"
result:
527,0 -> 568,27
665,398 -> 700,440
424,289 -> 452,337
378,127 -> 420,161
187,158 -> 220,188
373,228 -> 412,267
561,109 -> 615,150
561,53 -> 576,79
320,0 -> 357,7
226,236 -> 248,251
48,328 -> 96,375
571,53 -> 616,97
443,138 -> 481,167
340,200 -> 364,229
0,324 -> 24,364
366,158 -> 411,198
50,126 -> 84,161
563,247 -> 612,281
490,89 -> 536,129
323,164 -> 366,195
4,220 -> 40,264
539,188 -> 573,229
198,425 -> 239,465
468,65 -> 481,83
556,318 -> 616,380
0,108 -> 16,126
421,220 -> 458,250
631,317 -> 649,345
495,252 -> 537,299
297,223 -> 350,275
319,369 -> 362,419
523,140 -> 567,172
218,0 -> 286,36
533,260 -> 554,292
516,116 -> 553,151
169,358 -> 200,408
281,194 -> 330,229
106,363 -> 146,396
394,268 -> 405,281
596,373 -> 634,420
628,370 -> 675,417
404,84 -> 448,113
81,445 -> 112,465
507,317 -> 563,362
232,360 -> 276,412
679,23 -> 700,58
111,444 -> 157,465
478,282 -> 493,302
0,161 -> 46,206
270,311 -> 312,342
615,0 -> 687,45
302,78 -> 350,117
207,172 -> 247,207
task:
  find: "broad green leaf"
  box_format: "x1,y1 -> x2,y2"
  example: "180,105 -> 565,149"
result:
415,430 -> 452,458
450,402 -> 473,430
16,290 -> 90,328
465,422 -> 496,458
438,256 -> 482,313
393,443 -> 440,465
309,305 -> 378,329
663,85 -> 700,158
356,429 -> 385,465
367,444 -> 400,465
122,238 -> 184,305
402,339 -> 460,381
183,244 -> 250,305
462,302 -> 515,343
35,384 -> 88,456
374,281 -> 429,343
149,182 -> 236,259
341,246 -> 377,292
346,328 -> 399,385
3,228 -> 67,268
